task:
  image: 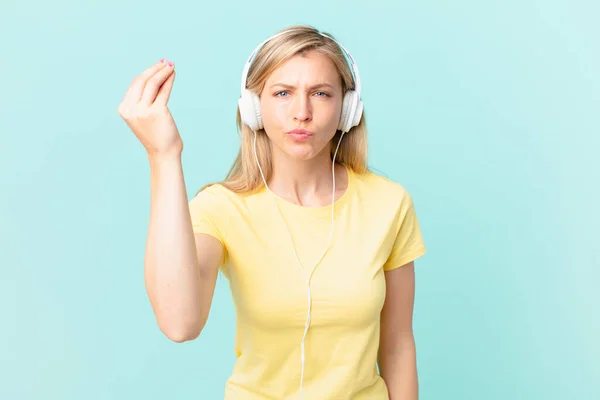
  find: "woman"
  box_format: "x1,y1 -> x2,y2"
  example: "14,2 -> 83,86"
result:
119,25 -> 426,400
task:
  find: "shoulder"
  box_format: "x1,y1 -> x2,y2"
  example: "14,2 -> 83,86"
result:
190,183 -> 235,212
189,182 -> 256,215
352,168 -> 413,205
192,182 -> 245,201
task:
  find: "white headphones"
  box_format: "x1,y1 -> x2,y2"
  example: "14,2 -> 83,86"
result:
238,29 -> 363,133
240,28 -> 363,399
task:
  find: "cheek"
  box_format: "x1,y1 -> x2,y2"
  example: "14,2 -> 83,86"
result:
260,98 -> 283,125
329,105 -> 342,126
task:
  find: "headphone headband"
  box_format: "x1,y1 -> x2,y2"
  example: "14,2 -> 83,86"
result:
240,29 -> 361,96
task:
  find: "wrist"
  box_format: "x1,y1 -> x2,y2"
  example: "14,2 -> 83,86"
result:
147,150 -> 182,168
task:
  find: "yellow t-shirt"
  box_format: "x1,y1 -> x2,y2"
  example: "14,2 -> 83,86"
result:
188,165 -> 427,399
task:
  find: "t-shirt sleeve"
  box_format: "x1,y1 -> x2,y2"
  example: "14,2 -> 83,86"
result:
188,185 -> 229,263
382,191 -> 427,271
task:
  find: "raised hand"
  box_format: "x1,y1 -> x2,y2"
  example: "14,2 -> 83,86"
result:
118,59 -> 182,159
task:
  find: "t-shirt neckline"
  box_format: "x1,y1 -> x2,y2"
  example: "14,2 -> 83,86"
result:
265,163 -> 354,218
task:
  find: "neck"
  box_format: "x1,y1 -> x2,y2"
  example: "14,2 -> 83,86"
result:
267,148 -> 345,207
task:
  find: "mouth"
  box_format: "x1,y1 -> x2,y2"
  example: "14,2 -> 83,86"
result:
287,128 -> 313,142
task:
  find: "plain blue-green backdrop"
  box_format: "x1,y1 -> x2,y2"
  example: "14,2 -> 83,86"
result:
1,0 -> 598,399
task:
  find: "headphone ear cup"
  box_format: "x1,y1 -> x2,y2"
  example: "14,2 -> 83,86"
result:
339,90 -> 362,133
338,91 -> 352,133
238,90 -> 263,131
251,92 -> 263,130
353,97 -> 364,128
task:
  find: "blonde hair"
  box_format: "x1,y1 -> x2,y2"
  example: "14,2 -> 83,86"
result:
199,25 -> 370,195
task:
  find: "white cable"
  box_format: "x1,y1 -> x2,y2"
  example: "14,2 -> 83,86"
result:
253,129 -> 345,400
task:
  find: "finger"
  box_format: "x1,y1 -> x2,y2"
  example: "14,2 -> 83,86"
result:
155,70 -> 176,106
140,62 -> 175,106
126,60 -> 168,103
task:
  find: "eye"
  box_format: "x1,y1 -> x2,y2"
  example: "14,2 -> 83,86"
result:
275,90 -> 289,97
315,91 -> 330,97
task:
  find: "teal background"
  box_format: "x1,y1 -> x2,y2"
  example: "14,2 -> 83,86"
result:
1,0 -> 598,399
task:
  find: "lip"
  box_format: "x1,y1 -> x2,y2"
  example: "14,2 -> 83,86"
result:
287,128 -> 313,142
287,128 -> 313,136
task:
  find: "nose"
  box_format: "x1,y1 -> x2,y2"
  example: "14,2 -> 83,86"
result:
292,93 -> 312,123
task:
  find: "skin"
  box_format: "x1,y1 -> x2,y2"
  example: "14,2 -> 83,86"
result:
379,261 -> 419,400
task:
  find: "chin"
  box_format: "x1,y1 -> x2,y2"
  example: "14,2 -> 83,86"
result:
268,131 -> 332,161
284,147 -> 319,161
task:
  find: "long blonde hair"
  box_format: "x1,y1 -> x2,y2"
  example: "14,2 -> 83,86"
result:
199,25 -> 370,195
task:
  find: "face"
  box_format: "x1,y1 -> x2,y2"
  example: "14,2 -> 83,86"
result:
259,50 -> 343,161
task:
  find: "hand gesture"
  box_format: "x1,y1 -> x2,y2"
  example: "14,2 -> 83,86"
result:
118,59 -> 182,159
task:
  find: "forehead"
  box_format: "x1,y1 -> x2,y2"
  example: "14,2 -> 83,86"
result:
265,50 -> 341,86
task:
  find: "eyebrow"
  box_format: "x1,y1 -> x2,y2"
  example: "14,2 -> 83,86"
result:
270,82 -> 337,91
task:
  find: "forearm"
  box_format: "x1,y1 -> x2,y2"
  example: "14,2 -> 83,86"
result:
145,153 -> 203,340
378,337 -> 418,400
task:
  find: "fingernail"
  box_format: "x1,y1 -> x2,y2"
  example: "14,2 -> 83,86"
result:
159,58 -> 166,63
168,61 -> 174,67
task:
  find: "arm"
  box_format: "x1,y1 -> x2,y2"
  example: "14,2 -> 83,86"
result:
144,154 -> 223,343
118,59 -> 223,344
378,261 -> 418,400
